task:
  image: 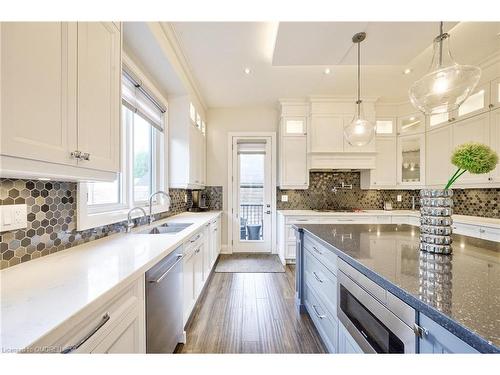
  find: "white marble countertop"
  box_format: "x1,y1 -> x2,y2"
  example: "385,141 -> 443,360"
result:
0,211 -> 221,352
277,209 -> 500,229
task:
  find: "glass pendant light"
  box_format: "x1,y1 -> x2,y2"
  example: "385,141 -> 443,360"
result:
344,32 -> 375,147
408,22 -> 481,115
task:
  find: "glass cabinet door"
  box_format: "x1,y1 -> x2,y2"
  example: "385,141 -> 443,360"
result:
375,118 -> 395,136
398,134 -> 425,185
456,83 -> 490,121
397,113 -> 425,135
492,78 -> 500,109
282,117 -> 306,136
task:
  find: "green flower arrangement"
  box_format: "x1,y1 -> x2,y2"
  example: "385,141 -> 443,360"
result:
445,143 -> 498,189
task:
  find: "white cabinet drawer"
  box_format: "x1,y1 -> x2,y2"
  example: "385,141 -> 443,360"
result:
303,236 -> 338,275
391,216 -> 409,224
479,226 -> 500,242
376,215 -> 392,224
304,247 -> 338,316
452,222 -> 481,238
35,276 -> 145,353
304,283 -> 338,353
408,216 -> 420,226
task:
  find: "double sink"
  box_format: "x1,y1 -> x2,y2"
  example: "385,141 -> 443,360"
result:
135,222 -> 194,235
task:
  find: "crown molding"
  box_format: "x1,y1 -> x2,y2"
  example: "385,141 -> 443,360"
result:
155,22 -> 207,111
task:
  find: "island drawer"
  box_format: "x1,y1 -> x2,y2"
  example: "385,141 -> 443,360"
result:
304,283 -> 338,353
303,235 -> 338,275
304,247 -> 338,316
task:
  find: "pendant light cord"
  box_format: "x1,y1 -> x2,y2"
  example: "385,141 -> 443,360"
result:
438,21 -> 443,67
357,41 -> 361,117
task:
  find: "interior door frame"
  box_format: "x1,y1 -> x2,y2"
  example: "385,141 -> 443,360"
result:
227,132 -> 277,254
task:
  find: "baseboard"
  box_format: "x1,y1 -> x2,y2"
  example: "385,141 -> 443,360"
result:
220,244 -> 231,254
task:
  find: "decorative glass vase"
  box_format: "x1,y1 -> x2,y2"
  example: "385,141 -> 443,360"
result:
419,251 -> 453,314
419,189 -> 453,254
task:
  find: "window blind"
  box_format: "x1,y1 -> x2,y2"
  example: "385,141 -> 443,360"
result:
122,67 -> 166,132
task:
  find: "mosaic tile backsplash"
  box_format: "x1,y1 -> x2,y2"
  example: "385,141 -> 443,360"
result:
0,179 -> 221,269
278,172 -> 500,218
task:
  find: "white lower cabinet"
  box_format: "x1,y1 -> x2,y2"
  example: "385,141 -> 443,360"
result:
182,215 -> 222,326
338,322 -> 363,353
33,276 -> 146,354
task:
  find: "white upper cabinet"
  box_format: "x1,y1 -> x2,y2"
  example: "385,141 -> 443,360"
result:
489,108 -> 500,183
280,135 -> 308,189
426,125 -> 453,187
397,113 -> 425,135
0,22 -> 121,180
371,136 -> 397,187
397,133 -> 425,186
279,111 -> 308,189
169,96 -> 206,189
451,112 -> 490,185
0,22 -> 77,165
77,22 -> 121,172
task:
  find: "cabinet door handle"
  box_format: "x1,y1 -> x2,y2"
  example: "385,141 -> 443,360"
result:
312,246 -> 323,255
312,305 -> 326,319
70,150 -> 82,159
313,271 -> 323,283
413,323 -> 428,338
81,152 -> 91,161
190,234 -> 201,243
61,313 -> 111,353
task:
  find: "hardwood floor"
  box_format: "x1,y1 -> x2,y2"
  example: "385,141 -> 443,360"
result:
176,265 -> 326,354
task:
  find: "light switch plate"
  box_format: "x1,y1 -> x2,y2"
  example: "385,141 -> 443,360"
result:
281,195 -> 288,202
0,204 -> 27,232
397,195 -> 402,202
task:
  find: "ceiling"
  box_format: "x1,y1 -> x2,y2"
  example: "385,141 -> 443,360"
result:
170,22 -> 500,107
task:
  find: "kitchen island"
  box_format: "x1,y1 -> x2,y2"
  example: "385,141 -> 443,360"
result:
294,223 -> 500,353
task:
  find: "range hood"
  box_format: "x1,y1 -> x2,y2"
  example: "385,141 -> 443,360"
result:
309,152 -> 376,170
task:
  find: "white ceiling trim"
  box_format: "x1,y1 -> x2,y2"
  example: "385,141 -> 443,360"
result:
158,23 -> 207,110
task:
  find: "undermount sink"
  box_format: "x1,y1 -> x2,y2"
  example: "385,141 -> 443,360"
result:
136,222 -> 194,235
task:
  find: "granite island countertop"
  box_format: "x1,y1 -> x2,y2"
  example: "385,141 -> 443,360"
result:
295,223 -> 500,353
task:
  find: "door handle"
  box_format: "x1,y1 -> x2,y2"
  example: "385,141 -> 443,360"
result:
312,305 -> 326,319
148,255 -> 184,284
61,313 -> 110,353
313,271 -> 323,283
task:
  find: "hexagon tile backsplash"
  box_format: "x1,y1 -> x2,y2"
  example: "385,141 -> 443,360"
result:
0,179 -> 222,269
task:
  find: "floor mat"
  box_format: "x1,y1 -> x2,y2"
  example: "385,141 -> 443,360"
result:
215,253 -> 285,273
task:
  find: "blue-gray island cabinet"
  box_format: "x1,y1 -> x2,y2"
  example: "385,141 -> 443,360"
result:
294,224 -> 499,354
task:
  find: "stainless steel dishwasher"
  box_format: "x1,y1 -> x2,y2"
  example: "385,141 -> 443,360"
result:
146,246 -> 184,353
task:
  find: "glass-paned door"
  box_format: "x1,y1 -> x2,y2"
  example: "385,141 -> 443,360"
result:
231,138 -> 272,253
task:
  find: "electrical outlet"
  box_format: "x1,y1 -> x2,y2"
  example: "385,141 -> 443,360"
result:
281,195 -> 288,202
0,204 -> 27,232
397,194 -> 402,202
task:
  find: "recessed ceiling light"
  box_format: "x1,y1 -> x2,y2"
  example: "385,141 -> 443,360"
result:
244,68 -> 251,75
324,68 -> 331,75
403,68 -> 412,75
409,116 -> 416,121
